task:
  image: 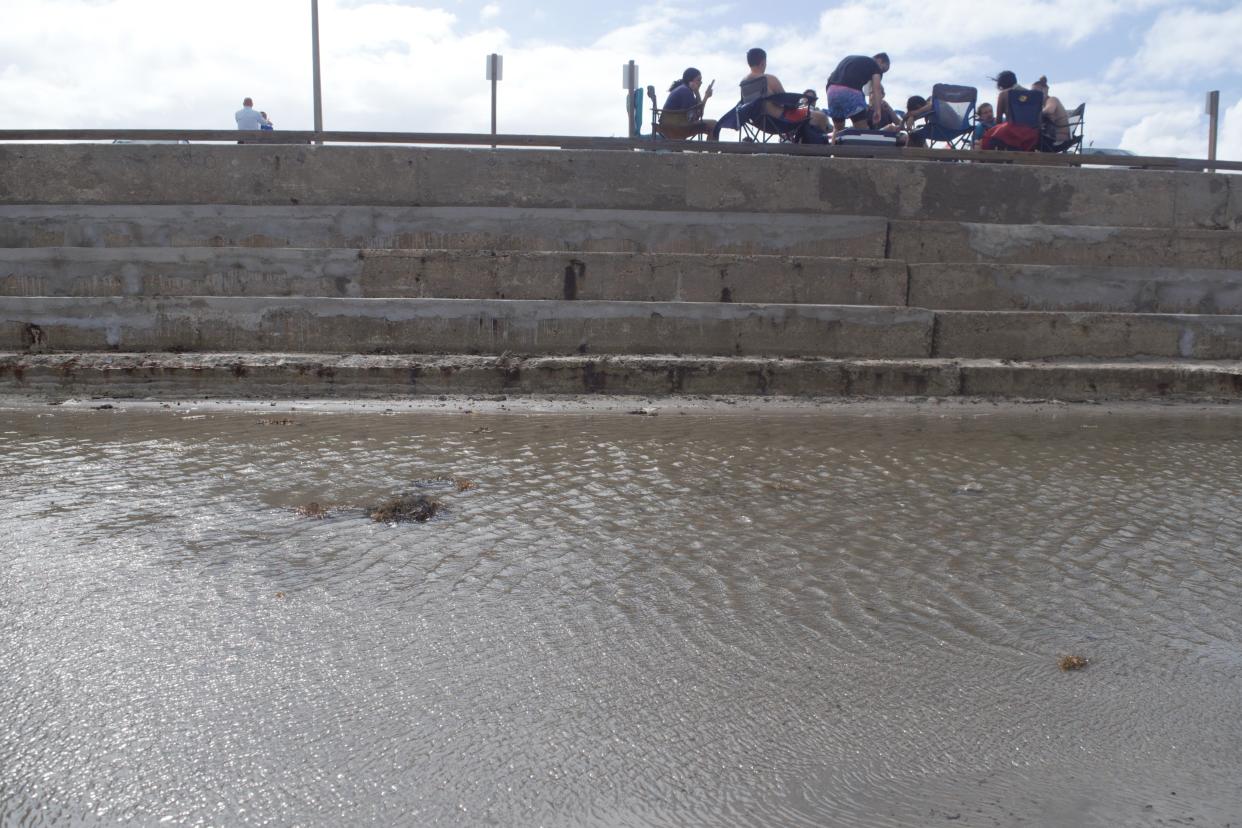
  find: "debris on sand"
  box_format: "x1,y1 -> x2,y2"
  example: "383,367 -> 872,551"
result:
259,418 -> 296,426
1058,655 -> 1089,671
274,592 -> 286,599
627,407 -> 658,416
955,481 -> 984,495
470,426 -> 493,434
368,494 -> 440,523
453,478 -> 476,492
296,502 -> 329,519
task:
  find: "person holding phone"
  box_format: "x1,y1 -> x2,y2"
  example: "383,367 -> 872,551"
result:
658,67 -> 718,141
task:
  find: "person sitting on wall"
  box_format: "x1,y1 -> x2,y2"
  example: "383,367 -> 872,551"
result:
659,68 -> 718,140
1031,75 -> 1070,149
980,70 -> 1040,151
825,52 -> 891,132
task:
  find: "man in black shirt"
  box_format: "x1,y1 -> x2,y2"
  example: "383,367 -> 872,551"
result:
825,53 -> 890,131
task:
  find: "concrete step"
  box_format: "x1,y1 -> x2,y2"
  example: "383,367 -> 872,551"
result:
0,247 -> 907,306
909,263 -> 1242,314
0,297 -> 934,358
3,352 -> 1241,402
890,220 -> 1242,268
0,205 -> 888,258
4,145 -> 1236,230
8,247 -> 1242,317
932,310 -> 1242,360
5,295 -> 1242,362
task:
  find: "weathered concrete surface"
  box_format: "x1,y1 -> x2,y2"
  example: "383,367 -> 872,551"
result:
0,297 -> 933,358
1,145 -> 1235,229
909,263 -> 1242,314
0,205 -> 888,258
2,352 -> 1239,402
889,220 -> 1242,268
934,310 -> 1242,360
0,247 -> 907,306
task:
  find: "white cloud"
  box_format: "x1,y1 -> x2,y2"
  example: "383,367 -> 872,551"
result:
1119,95 -> 1242,161
1108,4 -> 1242,82
0,0 -> 1237,159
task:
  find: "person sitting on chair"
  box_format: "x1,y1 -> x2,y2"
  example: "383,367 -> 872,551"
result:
868,82 -> 903,132
902,94 -> 931,147
660,67 -> 718,140
980,70 -> 1039,151
781,88 -> 830,132
973,102 -> 996,143
825,52 -> 890,131
740,48 -> 828,133
1031,75 -> 1069,149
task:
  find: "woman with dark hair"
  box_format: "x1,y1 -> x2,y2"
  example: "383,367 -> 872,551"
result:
658,67 -> 717,140
980,70 -> 1040,151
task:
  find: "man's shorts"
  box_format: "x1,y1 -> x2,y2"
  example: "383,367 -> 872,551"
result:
826,85 -> 867,121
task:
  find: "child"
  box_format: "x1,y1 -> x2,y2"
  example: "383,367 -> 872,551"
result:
973,102 -> 995,143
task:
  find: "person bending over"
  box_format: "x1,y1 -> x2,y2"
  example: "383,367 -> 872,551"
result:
660,67 -> 718,140
825,52 -> 890,131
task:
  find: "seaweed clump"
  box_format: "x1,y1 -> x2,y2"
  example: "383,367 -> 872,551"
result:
1058,655 -> 1088,672
297,502 -> 329,519
369,494 -> 440,523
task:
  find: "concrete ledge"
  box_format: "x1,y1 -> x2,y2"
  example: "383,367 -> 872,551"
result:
934,310 -> 1242,360
889,220 -> 1242,268
2,352 -> 1239,402
0,205 -> 888,258
0,247 -> 908,306
909,263 -> 1242,314
1,145 -> 1234,229
0,296 -> 933,358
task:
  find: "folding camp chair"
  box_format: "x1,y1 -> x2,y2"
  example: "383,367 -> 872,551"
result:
715,76 -> 824,143
1007,88 -> 1045,130
915,84 -> 977,149
1042,102 -> 1085,154
646,84 -> 708,141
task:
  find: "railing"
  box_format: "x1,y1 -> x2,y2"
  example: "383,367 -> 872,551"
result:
1,129 -> 1239,173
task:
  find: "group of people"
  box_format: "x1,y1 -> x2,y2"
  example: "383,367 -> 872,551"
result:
657,50 -> 1072,152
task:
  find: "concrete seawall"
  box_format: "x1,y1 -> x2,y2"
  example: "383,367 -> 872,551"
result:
2,145 -> 1237,229
1,144 -> 1241,401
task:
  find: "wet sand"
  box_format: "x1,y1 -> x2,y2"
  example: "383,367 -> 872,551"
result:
1,398 -> 1240,826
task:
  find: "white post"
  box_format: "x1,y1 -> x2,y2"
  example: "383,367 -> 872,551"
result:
486,54 -> 503,148
311,0 -> 323,143
622,60 -> 640,138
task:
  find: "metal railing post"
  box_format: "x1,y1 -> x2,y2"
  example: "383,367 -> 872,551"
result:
311,0 -> 324,144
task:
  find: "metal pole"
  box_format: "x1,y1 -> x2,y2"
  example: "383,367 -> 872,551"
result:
491,76 -> 498,148
623,60 -> 638,138
1206,90 -> 1220,171
311,0 -> 323,142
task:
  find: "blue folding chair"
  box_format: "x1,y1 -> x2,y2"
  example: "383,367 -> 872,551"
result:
1042,102 -> 1085,154
1007,88 -> 1045,130
918,84 -> 977,149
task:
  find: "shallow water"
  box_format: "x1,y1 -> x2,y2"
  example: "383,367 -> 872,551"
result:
1,401 -> 1240,827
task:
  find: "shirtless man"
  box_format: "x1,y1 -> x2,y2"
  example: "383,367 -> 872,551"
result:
742,47 -> 828,132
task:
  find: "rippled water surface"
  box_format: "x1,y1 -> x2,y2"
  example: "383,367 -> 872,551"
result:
2,401 -> 1241,827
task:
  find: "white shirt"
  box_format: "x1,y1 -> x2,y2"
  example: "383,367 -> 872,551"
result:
235,106 -> 267,130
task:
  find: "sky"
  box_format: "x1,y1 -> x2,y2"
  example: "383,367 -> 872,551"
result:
1,0 -> 1240,160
